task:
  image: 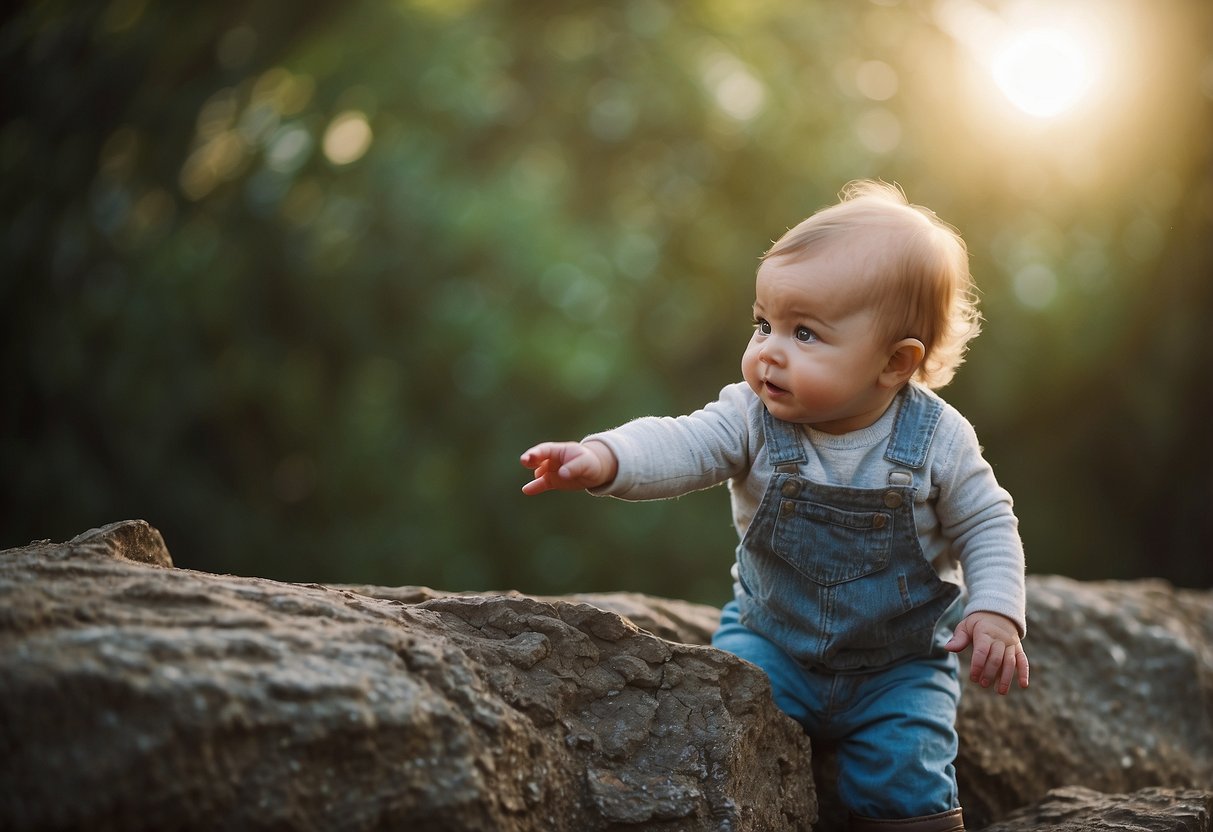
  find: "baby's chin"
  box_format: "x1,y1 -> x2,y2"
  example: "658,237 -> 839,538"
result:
755,391 -> 810,423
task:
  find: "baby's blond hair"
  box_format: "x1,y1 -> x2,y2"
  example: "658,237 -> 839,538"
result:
762,180 -> 980,389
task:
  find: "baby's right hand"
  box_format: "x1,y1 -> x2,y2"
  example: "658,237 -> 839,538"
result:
520,441 -> 617,495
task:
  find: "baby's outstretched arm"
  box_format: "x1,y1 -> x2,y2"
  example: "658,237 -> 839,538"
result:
945,611 -> 1029,695
520,441 -> 618,495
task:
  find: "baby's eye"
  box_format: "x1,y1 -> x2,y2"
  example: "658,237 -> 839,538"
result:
754,317 -> 772,335
795,326 -> 817,343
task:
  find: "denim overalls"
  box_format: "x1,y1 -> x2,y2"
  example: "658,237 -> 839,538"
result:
713,385 -> 965,817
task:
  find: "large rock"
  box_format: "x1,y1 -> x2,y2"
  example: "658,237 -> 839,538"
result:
954,575 -> 1213,828
371,577 -> 1213,830
0,521 -> 814,831
1,520 -> 1211,830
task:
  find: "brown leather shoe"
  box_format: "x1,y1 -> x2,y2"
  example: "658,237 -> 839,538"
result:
850,806 -> 964,832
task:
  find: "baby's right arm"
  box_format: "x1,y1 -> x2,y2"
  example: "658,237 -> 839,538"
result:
522,382 -> 756,500
520,441 -> 618,496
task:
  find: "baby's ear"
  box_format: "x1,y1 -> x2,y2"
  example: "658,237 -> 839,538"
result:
880,338 -> 925,387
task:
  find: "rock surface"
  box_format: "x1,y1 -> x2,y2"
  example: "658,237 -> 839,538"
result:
954,574 -> 1213,828
1,520 -> 1211,831
341,584 -> 721,647
982,786 -> 1211,831
0,521 -> 813,831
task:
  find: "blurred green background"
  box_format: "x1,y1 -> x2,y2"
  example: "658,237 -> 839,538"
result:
3,0 -> 1211,605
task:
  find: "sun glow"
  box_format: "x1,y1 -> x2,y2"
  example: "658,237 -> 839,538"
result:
933,0 -> 1112,123
992,26 -> 1097,118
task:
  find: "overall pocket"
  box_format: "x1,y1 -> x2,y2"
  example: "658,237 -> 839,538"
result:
770,499 -> 893,586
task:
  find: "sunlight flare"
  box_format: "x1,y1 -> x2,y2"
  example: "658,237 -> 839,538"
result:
992,26 -> 1097,118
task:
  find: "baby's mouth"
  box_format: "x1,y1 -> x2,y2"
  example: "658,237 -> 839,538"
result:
763,379 -> 789,396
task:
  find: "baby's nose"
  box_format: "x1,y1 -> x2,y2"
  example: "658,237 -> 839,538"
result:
759,339 -> 785,364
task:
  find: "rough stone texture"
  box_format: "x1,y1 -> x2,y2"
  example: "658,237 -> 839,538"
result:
982,786 -> 1211,831
340,585 -> 721,647
2,520 -> 1211,831
954,575 -> 1213,829
0,521 -> 814,832
362,577 -> 1213,831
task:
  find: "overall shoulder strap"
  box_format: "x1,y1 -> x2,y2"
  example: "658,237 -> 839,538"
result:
761,406 -> 807,471
884,383 -> 945,470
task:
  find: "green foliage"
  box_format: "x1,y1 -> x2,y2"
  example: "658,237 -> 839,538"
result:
3,0 -> 1211,600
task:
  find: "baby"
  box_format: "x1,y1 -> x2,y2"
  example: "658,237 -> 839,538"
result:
521,181 -> 1028,831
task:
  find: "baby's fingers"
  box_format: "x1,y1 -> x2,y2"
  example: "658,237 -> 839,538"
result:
520,442 -> 603,494
993,646 -> 1030,694
521,460 -> 555,495
975,639 -> 1007,688
997,648 -> 1017,694
1014,646 -> 1030,690
975,641 -> 1030,695
520,443 -> 562,469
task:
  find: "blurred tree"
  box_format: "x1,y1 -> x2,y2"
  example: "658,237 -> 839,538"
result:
2,0 -> 1210,602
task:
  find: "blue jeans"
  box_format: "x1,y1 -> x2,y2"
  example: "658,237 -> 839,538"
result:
713,600 -> 962,818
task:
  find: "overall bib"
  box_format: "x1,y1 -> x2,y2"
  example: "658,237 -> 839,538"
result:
713,385 -> 964,817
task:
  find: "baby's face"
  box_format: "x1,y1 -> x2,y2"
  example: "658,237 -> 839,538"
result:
742,249 -> 896,434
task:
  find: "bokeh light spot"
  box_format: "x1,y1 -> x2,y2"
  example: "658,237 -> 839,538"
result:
855,108 -> 902,154
855,60 -> 899,101
266,124 -> 313,173
323,111 -> 373,166
702,52 -> 766,122
1012,263 -> 1059,309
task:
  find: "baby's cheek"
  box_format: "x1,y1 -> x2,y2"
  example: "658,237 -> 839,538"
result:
740,345 -> 760,385
741,370 -> 763,399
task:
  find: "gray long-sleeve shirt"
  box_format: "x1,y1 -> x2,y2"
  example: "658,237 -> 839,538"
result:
586,382 -> 1027,635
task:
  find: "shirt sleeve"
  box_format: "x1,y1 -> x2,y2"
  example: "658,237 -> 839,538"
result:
584,382 -> 756,501
933,414 -> 1028,636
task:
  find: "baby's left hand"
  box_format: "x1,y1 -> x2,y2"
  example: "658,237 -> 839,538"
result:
945,611 -> 1029,695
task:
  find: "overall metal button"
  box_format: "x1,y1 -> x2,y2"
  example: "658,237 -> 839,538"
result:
883,490 -> 904,509
780,501 -> 794,517
781,480 -> 801,498
872,514 -> 888,529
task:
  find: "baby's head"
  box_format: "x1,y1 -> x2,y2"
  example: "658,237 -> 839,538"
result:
764,181 -> 980,389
